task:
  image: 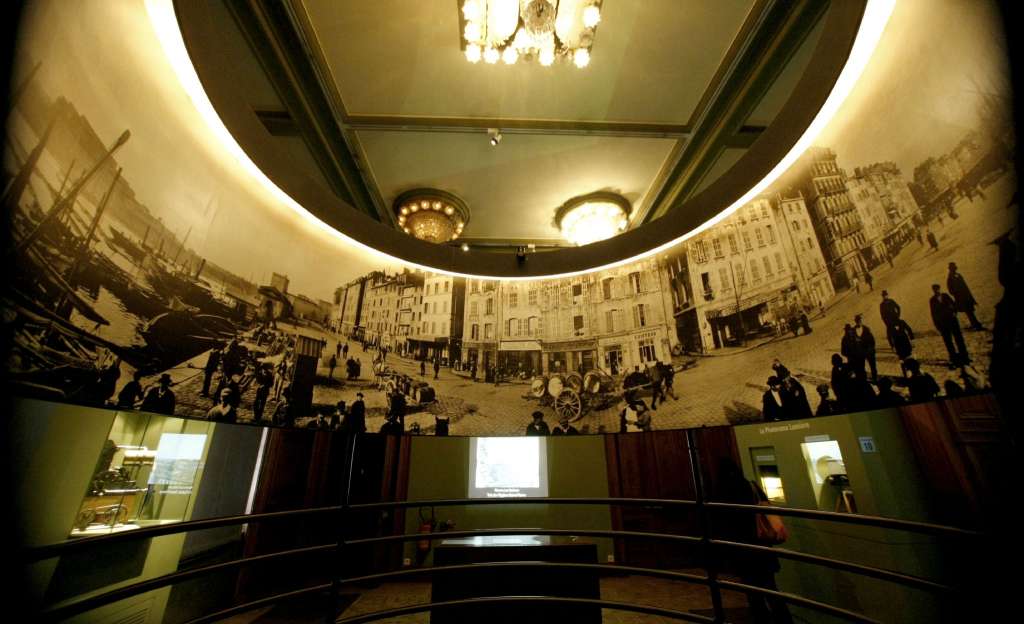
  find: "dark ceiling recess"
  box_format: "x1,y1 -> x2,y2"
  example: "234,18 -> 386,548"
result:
173,0 -> 866,278
644,0 -> 831,223
221,0 -> 384,222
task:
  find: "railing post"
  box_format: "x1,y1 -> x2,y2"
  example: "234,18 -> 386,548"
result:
686,428 -> 725,623
325,432 -> 359,624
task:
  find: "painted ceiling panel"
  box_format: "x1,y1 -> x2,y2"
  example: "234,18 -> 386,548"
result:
300,0 -> 754,124
357,130 -> 677,239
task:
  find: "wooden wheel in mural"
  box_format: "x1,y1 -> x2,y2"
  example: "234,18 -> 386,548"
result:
530,376 -> 547,398
553,389 -> 582,421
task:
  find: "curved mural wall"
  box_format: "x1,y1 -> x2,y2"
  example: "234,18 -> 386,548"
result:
2,0 -> 1017,436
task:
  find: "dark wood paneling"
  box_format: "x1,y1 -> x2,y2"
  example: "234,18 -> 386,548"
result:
898,394 -> 1011,530
604,427 -> 739,568
236,431 -> 410,602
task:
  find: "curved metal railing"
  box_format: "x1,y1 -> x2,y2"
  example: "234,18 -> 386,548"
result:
22,430 -> 986,624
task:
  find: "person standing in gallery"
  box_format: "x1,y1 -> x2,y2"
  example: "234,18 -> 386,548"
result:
328,353 -> 337,380
853,314 -> 877,381
926,230 -> 940,252
713,459 -> 793,624
420,359 -> 426,377
947,262 -> 985,330
433,356 -> 441,380
929,284 -> 970,368
863,272 -> 874,291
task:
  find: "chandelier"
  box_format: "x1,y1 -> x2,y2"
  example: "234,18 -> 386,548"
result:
555,192 -> 631,246
460,0 -> 604,68
393,189 -> 470,244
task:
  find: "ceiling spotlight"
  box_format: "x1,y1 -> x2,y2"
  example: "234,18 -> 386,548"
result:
461,243 -> 470,252
488,128 -> 502,146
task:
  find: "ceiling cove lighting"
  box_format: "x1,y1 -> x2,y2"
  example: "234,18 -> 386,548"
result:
393,189 -> 470,244
151,0 -> 894,280
461,0 -> 602,68
555,192 -> 630,246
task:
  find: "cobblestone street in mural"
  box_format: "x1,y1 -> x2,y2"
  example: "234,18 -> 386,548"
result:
2,0 -> 1016,436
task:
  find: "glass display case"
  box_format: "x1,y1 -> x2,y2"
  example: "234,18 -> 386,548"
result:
749,446 -> 786,503
799,439 -> 857,513
70,411 -> 213,537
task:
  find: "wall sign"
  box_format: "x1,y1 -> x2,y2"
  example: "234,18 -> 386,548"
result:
858,436 -> 878,453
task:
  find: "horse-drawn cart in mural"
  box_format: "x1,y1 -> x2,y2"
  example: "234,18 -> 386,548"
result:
375,365 -> 437,406
528,369 -> 620,421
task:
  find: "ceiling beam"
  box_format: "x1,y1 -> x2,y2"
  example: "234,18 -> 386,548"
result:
224,0 -> 385,222
723,125 -> 767,148
642,0 -> 829,223
340,115 -> 691,139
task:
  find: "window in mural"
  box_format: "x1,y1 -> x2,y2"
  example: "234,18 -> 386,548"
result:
638,338 -> 656,363
0,0 -> 1011,438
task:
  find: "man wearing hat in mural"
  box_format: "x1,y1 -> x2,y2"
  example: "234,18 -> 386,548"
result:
761,376 -> 789,422
853,314 -> 877,381
525,411 -> 550,436
946,262 -> 985,330
141,373 -> 176,415
345,392 -> 367,433
552,415 -> 580,435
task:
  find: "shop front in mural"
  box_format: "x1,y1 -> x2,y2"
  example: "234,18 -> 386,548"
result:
2,1 -> 1017,436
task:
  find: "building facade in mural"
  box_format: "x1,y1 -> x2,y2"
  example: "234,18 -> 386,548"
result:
1,0 -> 1016,437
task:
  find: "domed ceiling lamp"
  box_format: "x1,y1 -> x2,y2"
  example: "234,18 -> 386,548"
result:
393,189 -> 470,244
461,0 -> 603,68
555,192 -> 631,247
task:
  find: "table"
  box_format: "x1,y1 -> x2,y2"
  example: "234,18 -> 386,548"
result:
430,534 -> 601,623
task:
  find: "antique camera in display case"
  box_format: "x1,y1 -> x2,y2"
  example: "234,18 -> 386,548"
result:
74,441 -> 156,533
70,411 -> 211,537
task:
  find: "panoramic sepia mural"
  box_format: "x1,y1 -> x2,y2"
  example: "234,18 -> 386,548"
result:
2,1 -> 1017,436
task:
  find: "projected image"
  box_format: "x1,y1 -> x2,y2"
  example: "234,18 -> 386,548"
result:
149,433 -> 207,494
469,437 -> 548,499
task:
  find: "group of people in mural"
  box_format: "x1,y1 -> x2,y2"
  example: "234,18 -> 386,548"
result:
84,247 -> 993,435
761,259 -> 989,422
